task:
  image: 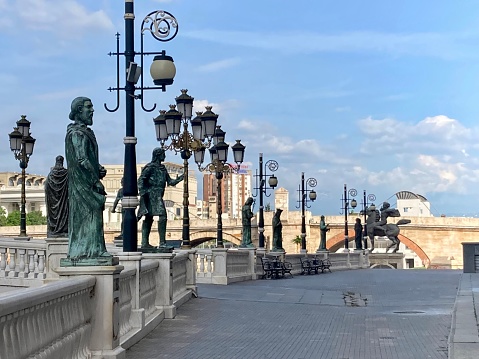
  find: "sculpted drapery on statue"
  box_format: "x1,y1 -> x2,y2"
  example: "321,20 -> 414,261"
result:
45,155 -> 68,238
240,197 -> 255,248
271,208 -> 284,252
63,96 -> 111,263
137,148 -> 184,251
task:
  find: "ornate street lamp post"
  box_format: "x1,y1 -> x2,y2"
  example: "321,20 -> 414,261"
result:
340,184 -> 357,250
154,90 -> 220,248
195,126 -> 245,247
8,115 -> 36,239
361,190 -> 376,250
252,154 -> 279,249
105,3 -> 178,252
295,172 -> 317,253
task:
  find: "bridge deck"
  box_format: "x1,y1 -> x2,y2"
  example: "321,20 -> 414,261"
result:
126,269 -> 467,359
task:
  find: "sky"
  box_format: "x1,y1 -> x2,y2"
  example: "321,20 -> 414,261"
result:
1,0 -> 479,217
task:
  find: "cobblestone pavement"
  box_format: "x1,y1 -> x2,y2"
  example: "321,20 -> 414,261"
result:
126,269 -> 461,359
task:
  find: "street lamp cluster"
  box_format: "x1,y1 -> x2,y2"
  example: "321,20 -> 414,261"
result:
8,116 -> 36,239
104,3 -> 179,252
296,172 -> 317,253
252,154 -> 279,249
195,126 -> 246,248
153,89 -> 245,248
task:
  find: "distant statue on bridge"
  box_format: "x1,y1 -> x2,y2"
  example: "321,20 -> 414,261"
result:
45,155 -> 68,238
367,202 -> 411,252
317,215 -> 330,251
240,197 -> 255,248
354,218 -> 363,250
137,147 -> 184,251
271,208 -> 284,252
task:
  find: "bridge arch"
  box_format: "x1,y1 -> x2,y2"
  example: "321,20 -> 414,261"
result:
189,230 -> 241,247
326,230 -> 430,267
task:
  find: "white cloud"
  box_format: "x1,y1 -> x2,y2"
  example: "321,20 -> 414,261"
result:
1,0 -> 113,37
197,58 -> 241,72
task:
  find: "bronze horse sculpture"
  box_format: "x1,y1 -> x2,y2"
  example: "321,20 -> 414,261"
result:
364,202 -> 411,252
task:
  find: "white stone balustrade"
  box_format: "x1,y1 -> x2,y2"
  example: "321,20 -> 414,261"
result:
0,276 -> 95,359
0,238 -> 47,283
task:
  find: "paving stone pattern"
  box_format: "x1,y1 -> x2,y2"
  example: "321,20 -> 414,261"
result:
126,269 -> 461,359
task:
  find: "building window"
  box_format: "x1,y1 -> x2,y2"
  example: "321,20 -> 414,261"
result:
12,203 -> 19,211
406,258 -> 414,269
30,203 -> 36,212
403,208 -> 409,213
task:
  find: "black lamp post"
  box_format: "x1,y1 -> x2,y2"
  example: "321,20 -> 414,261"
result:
105,3 -> 178,252
295,172 -> 317,253
195,126 -> 245,248
340,184 -> 357,250
154,91 -> 221,248
8,115 -> 36,239
252,154 -> 279,249
361,190 -> 376,250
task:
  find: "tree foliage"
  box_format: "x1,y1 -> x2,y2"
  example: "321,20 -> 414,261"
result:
0,210 -> 47,226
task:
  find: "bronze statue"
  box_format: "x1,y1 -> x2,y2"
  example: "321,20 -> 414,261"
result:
364,204 -> 380,250
64,96 -> 111,263
137,148 -> 184,251
271,208 -> 284,251
354,217 -> 363,250
369,202 -> 411,252
111,178 -> 124,240
45,155 -> 68,238
318,215 -> 330,251
240,197 -> 255,248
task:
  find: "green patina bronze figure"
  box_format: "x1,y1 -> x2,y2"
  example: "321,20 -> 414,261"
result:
318,215 -> 330,251
240,197 -> 255,248
271,208 -> 284,252
137,148 -> 184,252
61,96 -> 113,266
111,177 -> 124,240
45,155 -> 68,238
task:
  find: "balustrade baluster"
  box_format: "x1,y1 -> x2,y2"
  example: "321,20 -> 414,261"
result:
206,254 -> 212,275
28,249 -> 36,279
199,253 -> 205,274
7,248 -> 17,278
0,247 -> 6,277
37,251 -> 46,279
18,248 -> 26,278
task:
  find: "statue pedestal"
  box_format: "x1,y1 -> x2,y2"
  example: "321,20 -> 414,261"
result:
113,235 -> 123,248
336,247 -> 350,253
60,256 -> 119,267
55,265 -> 125,359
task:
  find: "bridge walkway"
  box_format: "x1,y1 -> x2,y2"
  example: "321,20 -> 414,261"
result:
126,269 -> 463,359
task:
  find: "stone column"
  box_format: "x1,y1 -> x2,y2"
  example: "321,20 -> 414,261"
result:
242,247 -> 257,280
55,265 -> 125,359
117,252 -> 144,328
211,248 -> 228,285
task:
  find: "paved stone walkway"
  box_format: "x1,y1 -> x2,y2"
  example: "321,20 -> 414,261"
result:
126,269 -> 461,359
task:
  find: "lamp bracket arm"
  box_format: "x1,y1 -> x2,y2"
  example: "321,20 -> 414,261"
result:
104,33 -> 121,113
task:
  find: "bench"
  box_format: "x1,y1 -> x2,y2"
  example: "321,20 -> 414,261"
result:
321,258 -> 332,273
260,257 -> 293,279
300,257 -> 318,275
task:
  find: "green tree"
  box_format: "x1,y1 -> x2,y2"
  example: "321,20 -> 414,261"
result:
292,235 -> 302,252
27,211 -> 47,225
6,211 -> 20,226
0,207 -> 7,226
264,203 -> 272,212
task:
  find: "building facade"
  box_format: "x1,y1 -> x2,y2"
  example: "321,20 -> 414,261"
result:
202,165 -> 252,219
0,172 -> 47,216
395,190 -> 432,217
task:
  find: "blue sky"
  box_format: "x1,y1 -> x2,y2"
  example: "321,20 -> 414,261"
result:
1,0 -> 479,217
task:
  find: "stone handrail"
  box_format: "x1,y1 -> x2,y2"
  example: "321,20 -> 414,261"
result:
0,276 -> 95,358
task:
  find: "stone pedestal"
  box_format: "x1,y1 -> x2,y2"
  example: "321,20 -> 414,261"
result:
243,247 -> 257,280
211,248 -> 228,285
45,237 -> 69,279
55,265 -> 125,359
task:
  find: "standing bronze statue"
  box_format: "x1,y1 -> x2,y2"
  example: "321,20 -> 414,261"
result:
137,148 -> 184,251
63,96 -> 111,264
271,208 -> 284,252
354,218 -> 363,250
240,197 -> 255,248
45,155 -> 68,238
318,215 -> 330,251
111,178 -> 124,240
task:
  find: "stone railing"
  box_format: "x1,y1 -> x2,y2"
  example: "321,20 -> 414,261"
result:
0,276 -> 95,358
0,238 -> 47,284
196,247 -> 256,285
0,238 -> 197,359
